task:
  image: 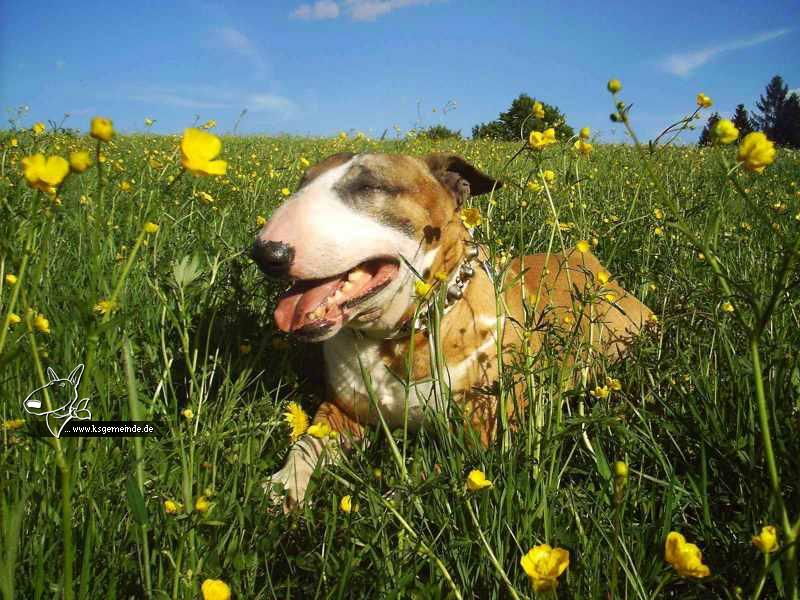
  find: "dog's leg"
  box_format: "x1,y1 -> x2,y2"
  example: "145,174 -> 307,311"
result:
265,401 -> 364,511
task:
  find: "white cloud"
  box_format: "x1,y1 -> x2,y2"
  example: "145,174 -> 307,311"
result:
290,0 -> 441,22
291,1 -> 340,20
128,86 -> 297,117
209,27 -> 267,74
660,29 -> 791,77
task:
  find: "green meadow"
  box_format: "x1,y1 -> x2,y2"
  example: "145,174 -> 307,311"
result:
1,107 -> 799,599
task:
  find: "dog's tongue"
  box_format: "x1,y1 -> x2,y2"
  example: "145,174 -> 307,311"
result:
274,275 -> 344,332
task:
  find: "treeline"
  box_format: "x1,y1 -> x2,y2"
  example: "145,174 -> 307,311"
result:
699,75 -> 800,147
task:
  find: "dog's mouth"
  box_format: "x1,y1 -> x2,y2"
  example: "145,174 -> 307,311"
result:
274,257 -> 400,337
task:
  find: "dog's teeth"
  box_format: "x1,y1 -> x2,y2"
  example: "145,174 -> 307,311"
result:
333,290 -> 346,303
307,307 -> 325,321
348,268 -> 367,282
342,281 -> 354,293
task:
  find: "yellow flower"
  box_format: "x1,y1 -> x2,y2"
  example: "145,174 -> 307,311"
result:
182,408 -> 194,420
69,151 -> 92,173
713,119 -> 739,144
597,270 -> 610,285
299,156 -> 310,167
22,154 -> 69,193
654,226 -> 664,236
256,215 -> 267,227
614,461 -> 629,478
280,187 -> 291,197
434,271 -> 448,282
33,313 -> 50,334
3,419 -> 25,431
10,138 -> 18,147
460,207 -> 482,228
196,191 -> 215,204
654,208 -> 664,220
532,101 -> 545,120
736,132 -> 776,174
527,180 -> 543,193
143,222 -> 159,234
721,301 -> 734,313
664,532 -> 711,578
528,128 -> 557,150
338,131 -> 347,140
119,180 -> 132,192
607,79 -> 622,93
284,401 -> 309,441
5,273 -> 18,285
201,579 -> 231,600
90,116 -> 114,142
415,280 -> 432,297
590,385 -> 610,399
340,495 -> 357,513
180,128 -> 227,176
752,526 -> 778,553
520,544 -> 570,592
575,240 -> 590,254
466,469 -> 493,491
607,377 -> 622,391
696,93 -> 713,108
579,126 -> 591,139
93,299 -> 119,316
307,421 -> 331,438
201,119 -> 217,130
32,122 -> 46,135
541,169 -> 556,183
7,313 -> 21,327
163,499 -> 182,514
195,496 -> 211,513
573,139 -> 593,155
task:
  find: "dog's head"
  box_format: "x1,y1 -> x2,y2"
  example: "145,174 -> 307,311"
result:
253,152 -> 501,341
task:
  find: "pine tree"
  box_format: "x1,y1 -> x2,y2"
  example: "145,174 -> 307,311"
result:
698,112 -> 720,146
730,104 -> 754,139
753,75 -> 788,141
776,92 -> 800,148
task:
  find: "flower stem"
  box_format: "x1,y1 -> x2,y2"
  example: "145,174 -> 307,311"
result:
465,499 -> 522,600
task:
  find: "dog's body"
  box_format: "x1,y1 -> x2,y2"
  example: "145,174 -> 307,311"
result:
253,152 -> 652,507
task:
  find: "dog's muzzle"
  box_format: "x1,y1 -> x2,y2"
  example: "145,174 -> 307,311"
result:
252,239 -> 295,278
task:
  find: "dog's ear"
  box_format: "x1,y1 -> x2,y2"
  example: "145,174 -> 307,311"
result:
298,152 -> 356,190
424,153 -> 502,204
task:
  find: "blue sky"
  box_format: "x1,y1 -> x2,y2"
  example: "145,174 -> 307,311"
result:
1,0 -> 798,142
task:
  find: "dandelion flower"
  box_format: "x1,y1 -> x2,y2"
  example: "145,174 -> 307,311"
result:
607,79 -> 622,93
696,93 -> 713,108
143,222 -> 159,234
33,313 -> 50,334
119,180 -> 132,192
579,127 -> 591,139
93,299 -> 119,316
527,180 -> 543,193
460,207 -> 482,228
532,101 -> 545,120
280,187 -> 291,197
283,401 -> 309,441
415,280 -> 432,297
164,499 -> 182,514
541,169 -> 556,183
340,495 -> 357,513
573,139 -> 592,155
590,385 -> 610,399
752,526 -> 778,553
575,240 -> 590,253
721,301 -> 734,313
597,270 -> 610,285
664,532 -> 711,578
22,154 -> 69,194
201,579 -> 231,600
32,122 -> 46,135
466,469 -> 493,491
520,544 -> 569,592
736,132 -> 776,174
90,117 -> 114,142
195,496 -> 210,513
180,128 -> 227,176
69,151 -> 92,173
181,408 -> 193,420
713,119 -> 739,144
308,421 -> 332,438
614,461 -> 628,478
5,273 -> 18,285
7,313 -> 21,327
654,208 -> 664,220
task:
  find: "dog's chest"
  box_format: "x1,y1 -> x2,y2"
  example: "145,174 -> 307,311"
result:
323,330 -> 436,430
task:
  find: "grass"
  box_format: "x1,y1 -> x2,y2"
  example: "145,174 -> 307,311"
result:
0,108 -> 799,599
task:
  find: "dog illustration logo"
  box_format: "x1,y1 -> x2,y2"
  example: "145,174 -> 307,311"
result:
22,364 -> 91,438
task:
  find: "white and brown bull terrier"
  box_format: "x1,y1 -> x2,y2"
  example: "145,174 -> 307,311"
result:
253,152 -> 652,509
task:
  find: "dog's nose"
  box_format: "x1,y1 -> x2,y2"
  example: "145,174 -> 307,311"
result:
252,239 -> 295,277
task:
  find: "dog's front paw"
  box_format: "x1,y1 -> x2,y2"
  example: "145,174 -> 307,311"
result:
263,464 -> 310,512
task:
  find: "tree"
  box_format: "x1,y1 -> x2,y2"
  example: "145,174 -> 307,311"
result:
472,93 -> 573,141
698,112 -> 721,146
413,125 -> 462,140
730,104 -> 755,139
753,75 -> 788,141
777,92 -> 800,148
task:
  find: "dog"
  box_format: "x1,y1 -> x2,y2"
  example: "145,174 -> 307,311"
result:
253,152 -> 652,509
